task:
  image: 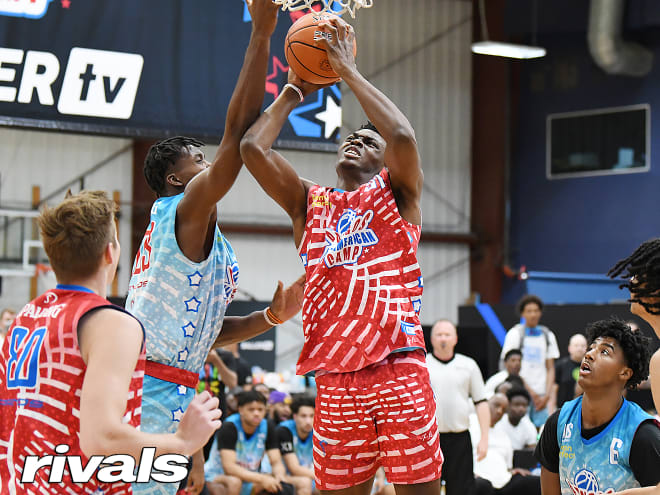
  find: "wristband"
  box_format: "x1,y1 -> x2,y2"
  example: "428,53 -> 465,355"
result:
263,306 -> 284,326
283,83 -> 304,102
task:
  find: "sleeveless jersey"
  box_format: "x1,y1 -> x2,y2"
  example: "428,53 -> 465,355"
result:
204,414 -> 269,480
126,193 -> 238,450
297,168 -> 424,374
556,396 -> 654,495
280,419 -> 313,469
0,288 -> 145,494
127,193 -> 239,373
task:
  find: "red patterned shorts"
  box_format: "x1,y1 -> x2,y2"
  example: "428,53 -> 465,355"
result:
313,350 -> 443,490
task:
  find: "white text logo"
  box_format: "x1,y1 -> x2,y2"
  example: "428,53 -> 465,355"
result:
0,47 -> 143,119
21,445 -> 188,484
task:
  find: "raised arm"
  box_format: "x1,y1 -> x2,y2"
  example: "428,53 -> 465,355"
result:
240,74 -> 324,246
317,17 -> 423,225
178,0 -> 279,227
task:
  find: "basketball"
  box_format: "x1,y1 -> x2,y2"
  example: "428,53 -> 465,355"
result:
285,12 -> 357,85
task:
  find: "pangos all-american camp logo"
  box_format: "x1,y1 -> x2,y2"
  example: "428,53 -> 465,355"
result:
565,469 -> 615,495
322,209 -> 378,268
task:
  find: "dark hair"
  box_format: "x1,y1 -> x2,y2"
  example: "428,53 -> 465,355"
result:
504,349 -> 522,361
517,294 -> 544,315
237,390 -> 268,407
506,387 -> 531,404
358,121 -> 381,136
608,238 -> 660,315
585,318 -> 651,389
143,136 -> 204,196
291,396 -> 315,414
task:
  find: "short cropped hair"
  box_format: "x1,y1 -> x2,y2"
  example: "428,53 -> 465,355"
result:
504,349 -> 522,361
358,121 -> 381,136
517,294 -> 544,315
585,318 -> 651,389
237,389 -> 268,407
143,136 -> 204,196
608,238 -> 660,314
291,396 -> 315,414
38,191 -> 117,280
506,387 -> 531,404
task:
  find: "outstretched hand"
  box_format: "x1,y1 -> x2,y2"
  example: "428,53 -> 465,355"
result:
316,16 -> 357,77
247,0 -> 279,37
269,273 -> 306,323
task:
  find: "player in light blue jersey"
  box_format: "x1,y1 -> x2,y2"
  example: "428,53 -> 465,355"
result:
535,318 -> 660,495
126,2 -> 304,494
276,395 -> 317,494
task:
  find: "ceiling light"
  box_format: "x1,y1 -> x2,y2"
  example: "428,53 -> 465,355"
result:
473,0 -> 546,60
471,41 -> 546,59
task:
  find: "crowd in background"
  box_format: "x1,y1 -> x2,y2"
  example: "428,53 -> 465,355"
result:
1,295 -> 657,495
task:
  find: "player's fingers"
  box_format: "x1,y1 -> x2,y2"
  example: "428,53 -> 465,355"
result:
205,395 -> 220,410
208,406 -> 223,421
318,21 -> 339,43
346,23 -> 355,41
195,390 -> 212,403
294,273 -> 306,286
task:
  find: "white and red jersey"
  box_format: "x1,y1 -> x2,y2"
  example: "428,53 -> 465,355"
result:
297,168 -> 425,375
0,287 -> 145,493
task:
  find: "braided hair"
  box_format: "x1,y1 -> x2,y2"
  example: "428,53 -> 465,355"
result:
143,136 -> 204,196
585,318 -> 651,389
608,238 -> 660,314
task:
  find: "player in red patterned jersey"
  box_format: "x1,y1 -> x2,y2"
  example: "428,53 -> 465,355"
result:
241,15 -> 442,495
0,191 -> 221,493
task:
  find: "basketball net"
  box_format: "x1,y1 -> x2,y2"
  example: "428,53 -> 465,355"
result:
273,0 -> 373,18
35,263 -> 56,294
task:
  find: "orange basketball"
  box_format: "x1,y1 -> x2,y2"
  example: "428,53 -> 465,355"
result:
285,12 -> 357,85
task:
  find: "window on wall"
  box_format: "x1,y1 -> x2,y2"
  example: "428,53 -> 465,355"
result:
547,104 -> 650,179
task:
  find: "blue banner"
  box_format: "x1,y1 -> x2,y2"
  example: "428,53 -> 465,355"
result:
0,0 -> 341,150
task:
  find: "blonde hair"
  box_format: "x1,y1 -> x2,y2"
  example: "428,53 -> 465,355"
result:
38,190 -> 117,280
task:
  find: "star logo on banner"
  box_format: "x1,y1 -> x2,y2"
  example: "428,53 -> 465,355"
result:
181,322 -> 195,338
178,348 -> 189,362
61,0 -> 71,8
171,407 -> 184,422
177,385 -> 187,395
265,56 -> 289,101
184,297 -> 201,312
187,271 -> 203,287
315,95 -> 342,139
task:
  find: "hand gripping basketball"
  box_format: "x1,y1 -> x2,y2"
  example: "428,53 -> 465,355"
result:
316,16 -> 358,77
285,13 -> 357,85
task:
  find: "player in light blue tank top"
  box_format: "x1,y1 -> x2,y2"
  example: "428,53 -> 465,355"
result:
127,192 -> 239,435
535,318 -> 660,495
279,419 -> 313,469
205,413 -> 269,495
557,396 -> 652,494
124,3 -> 305,493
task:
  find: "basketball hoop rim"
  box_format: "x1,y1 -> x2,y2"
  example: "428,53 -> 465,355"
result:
272,0 -> 374,18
